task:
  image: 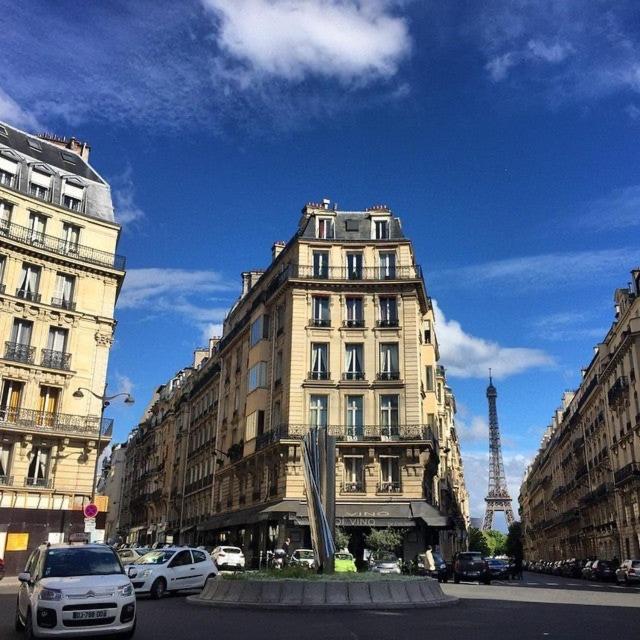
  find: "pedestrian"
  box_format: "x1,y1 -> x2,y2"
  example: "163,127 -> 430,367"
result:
282,537 -> 291,557
424,545 -> 436,573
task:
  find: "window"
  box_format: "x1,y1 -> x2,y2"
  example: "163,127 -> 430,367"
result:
379,344 -> 399,380
53,273 -> 75,309
345,297 -> 364,327
60,151 -> 77,164
0,379 -> 24,421
0,443 -> 11,478
247,362 -> 268,392
423,320 -> 432,344
346,252 -> 363,280
0,154 -> 18,188
0,201 -> 12,232
62,223 -> 80,254
17,263 -> 41,301
379,456 -> 400,492
192,550 -> 207,563
257,410 -> 265,437
44,328 -> 69,369
380,395 -> 399,437
312,296 -> 330,326
27,446 -> 50,486
250,314 -> 270,346
345,218 -> 360,232
344,343 -> 364,380
272,401 -> 281,431
313,251 -> 329,278
379,252 -> 396,279
316,217 -> 334,239
169,550 -> 193,567
309,395 -> 328,427
276,304 -> 285,334
310,343 -> 329,379
345,396 -> 364,438
373,218 -> 390,240
425,365 -> 434,391
37,386 -> 60,426
28,212 -> 47,244
343,456 -> 364,492
0,254 -> 5,286
62,180 -> 84,211
29,169 -> 51,200
378,297 -> 398,327
11,318 -> 33,346
27,138 -> 42,153
274,350 -> 283,382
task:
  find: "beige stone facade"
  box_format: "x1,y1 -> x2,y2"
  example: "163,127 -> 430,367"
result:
122,201 -> 469,565
520,267 -> 640,561
0,122 -> 125,573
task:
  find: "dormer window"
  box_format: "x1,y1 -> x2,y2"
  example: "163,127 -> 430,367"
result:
27,138 -> 42,153
29,168 -> 52,201
0,152 -> 18,188
372,218 -> 390,240
316,217 -> 335,239
62,179 -> 84,211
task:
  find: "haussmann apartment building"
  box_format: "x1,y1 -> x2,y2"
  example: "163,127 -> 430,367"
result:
520,267 -> 640,561
0,121 -> 126,574
118,200 -> 469,566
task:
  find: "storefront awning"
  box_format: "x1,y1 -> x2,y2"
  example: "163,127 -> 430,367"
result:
295,502 -> 415,528
197,500 -> 299,532
410,501 -> 450,528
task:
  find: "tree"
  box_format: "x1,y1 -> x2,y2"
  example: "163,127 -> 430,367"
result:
468,527 -> 490,556
505,521 -> 523,559
334,527 -> 351,551
364,528 -> 404,555
484,530 -> 507,556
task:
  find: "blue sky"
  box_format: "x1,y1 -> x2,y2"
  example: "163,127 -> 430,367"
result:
2,1 -> 639,523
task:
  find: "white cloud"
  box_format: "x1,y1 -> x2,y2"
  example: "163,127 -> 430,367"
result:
110,166 -> 145,227
434,248 -> 638,290
581,185 -> 640,230
114,374 -> 135,397
456,404 -> 489,443
626,103 -> 640,120
0,87 -> 40,130
530,311 -> 605,342
526,39 -> 573,63
201,0 -> 411,85
433,300 -> 555,379
485,52 -> 518,81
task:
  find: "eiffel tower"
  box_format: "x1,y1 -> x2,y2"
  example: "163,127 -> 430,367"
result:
482,371 -> 515,530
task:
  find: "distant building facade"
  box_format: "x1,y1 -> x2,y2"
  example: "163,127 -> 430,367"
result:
520,268 -> 640,561
97,443 -> 127,542
122,201 -> 469,564
0,122 -> 125,573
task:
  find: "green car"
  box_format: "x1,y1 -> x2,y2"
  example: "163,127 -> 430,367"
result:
334,552 -> 357,573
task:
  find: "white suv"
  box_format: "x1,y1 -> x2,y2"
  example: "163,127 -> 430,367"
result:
211,546 -> 245,571
15,543 -> 136,638
127,547 -> 217,599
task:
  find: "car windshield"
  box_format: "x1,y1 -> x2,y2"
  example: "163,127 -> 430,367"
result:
135,550 -> 174,565
297,550 -> 315,559
43,548 -> 123,578
335,553 -> 353,561
377,554 -> 398,563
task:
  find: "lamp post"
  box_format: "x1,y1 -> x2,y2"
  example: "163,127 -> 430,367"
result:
73,383 -> 134,503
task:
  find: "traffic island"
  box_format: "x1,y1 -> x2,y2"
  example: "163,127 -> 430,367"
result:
188,574 -> 458,610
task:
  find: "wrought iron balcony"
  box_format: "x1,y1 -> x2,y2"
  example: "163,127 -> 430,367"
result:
310,318 -> 331,327
0,219 -> 126,271
376,319 -> 399,328
292,265 -> 422,281
4,341 -> 35,364
41,348 -> 72,371
343,319 -> 364,328
0,406 -> 112,437
614,461 -> 640,486
50,297 -> 76,311
608,376 -> 629,408
342,371 -> 365,381
15,288 -> 41,303
377,371 -> 401,381
0,475 -> 13,486
24,477 -> 52,488
341,481 -> 364,493
377,481 -> 401,494
307,370 -> 330,380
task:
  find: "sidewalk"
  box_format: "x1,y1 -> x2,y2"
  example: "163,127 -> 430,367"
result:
0,576 -> 19,594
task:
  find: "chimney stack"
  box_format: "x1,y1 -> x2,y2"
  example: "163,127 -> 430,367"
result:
272,241 -> 286,261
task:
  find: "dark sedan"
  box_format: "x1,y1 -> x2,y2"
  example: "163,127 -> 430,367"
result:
486,558 -> 511,580
591,559 -> 618,582
453,552 -> 491,585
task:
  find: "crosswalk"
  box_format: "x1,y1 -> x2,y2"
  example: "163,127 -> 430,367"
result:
493,577 -> 640,592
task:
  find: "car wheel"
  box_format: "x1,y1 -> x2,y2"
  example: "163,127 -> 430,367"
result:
150,577 -> 167,600
24,609 -> 36,640
454,574 -> 460,584
442,577 -> 448,584
483,579 -> 491,585
14,600 -> 25,632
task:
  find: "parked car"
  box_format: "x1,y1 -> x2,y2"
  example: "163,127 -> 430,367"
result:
128,547 -> 217,598
453,552 -> 491,585
369,553 -> 402,575
615,559 -> 640,585
117,548 -> 149,565
485,558 -> 511,580
15,542 -> 136,638
582,560 -> 594,580
562,559 -> 585,579
411,552 -> 449,582
334,552 -> 357,573
591,559 -> 618,582
211,546 -> 245,571
289,549 -> 316,570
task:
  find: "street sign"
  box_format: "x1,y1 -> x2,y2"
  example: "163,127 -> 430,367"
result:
83,503 -> 99,518
84,518 -> 96,533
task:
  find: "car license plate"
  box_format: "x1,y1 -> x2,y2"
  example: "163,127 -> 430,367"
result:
72,610 -> 107,620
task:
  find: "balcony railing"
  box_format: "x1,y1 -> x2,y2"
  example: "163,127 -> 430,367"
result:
292,265 -> 422,281
377,481 -> 401,493
15,288 -> 41,303
41,348 -> 72,371
310,319 -> 331,327
0,475 -> 13,486
0,219 -> 126,271
376,319 -> 399,328
50,297 -> 76,311
377,371 -> 401,381
614,462 -> 640,486
342,371 -> 365,381
4,341 -> 35,364
608,376 -> 630,408
256,423 -> 438,446
343,319 -> 365,328
341,481 -> 364,493
307,370 -> 330,380
24,477 -> 52,488
0,406 -> 112,437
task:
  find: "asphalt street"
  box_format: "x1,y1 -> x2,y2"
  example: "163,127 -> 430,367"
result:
1,572 -> 638,640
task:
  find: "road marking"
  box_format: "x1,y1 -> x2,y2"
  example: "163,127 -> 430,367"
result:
545,582 -> 559,586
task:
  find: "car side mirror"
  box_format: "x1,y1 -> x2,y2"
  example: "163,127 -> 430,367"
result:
127,567 -> 137,579
18,572 -> 31,583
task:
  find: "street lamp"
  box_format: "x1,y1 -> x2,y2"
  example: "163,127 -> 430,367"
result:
73,384 -> 134,502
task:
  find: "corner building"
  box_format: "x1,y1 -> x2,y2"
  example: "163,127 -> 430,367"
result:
0,122 -> 125,572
